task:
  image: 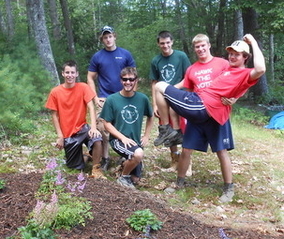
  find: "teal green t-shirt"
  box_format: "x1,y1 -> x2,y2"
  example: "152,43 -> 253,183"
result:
100,91 -> 153,144
149,50 -> 191,85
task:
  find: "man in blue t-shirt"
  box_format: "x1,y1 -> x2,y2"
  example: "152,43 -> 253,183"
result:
87,26 -> 136,171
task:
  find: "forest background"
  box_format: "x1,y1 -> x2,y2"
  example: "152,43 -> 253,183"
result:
0,0 -> 284,142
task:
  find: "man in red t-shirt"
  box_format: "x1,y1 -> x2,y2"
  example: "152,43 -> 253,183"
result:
46,60 -> 105,178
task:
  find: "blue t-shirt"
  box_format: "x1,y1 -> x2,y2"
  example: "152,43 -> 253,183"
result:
88,47 -> 136,97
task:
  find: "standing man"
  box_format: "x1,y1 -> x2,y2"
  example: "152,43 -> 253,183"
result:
154,34 -> 265,203
150,31 -> 191,170
100,67 -> 154,188
175,34 -> 235,203
87,26 -> 136,171
45,60 -> 105,179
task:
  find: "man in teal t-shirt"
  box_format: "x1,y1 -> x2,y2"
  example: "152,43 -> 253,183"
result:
100,67 -> 153,189
150,30 -> 191,170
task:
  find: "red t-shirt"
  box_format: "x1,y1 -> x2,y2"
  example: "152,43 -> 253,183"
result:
197,67 -> 257,125
45,83 -> 95,138
184,57 -> 229,91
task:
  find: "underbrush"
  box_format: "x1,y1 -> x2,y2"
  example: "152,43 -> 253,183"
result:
1,105 -> 284,235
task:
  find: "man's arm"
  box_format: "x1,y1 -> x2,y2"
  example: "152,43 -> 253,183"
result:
103,120 -> 137,147
86,100 -> 101,138
141,115 -> 154,147
51,110 -> 64,150
87,71 -> 104,107
244,34 -> 266,81
151,80 -> 159,118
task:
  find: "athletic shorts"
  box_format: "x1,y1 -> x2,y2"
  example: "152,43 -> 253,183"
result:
64,124 -> 102,169
164,85 -> 210,124
183,118 -> 234,152
110,139 -> 143,178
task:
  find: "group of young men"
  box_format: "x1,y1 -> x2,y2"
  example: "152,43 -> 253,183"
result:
45,26 -> 266,203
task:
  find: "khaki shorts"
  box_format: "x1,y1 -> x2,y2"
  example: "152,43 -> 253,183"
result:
96,98 -> 109,141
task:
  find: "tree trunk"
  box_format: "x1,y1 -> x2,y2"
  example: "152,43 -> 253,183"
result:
47,0 -> 61,40
234,9 -> 243,40
26,0 -> 59,86
242,7 -> 268,100
216,0 -> 226,57
59,0 -> 75,55
5,0 -> 14,40
269,34 -> 275,82
174,0 -> 190,56
0,8 -> 7,36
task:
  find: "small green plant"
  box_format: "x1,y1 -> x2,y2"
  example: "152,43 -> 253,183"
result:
126,209 -> 163,233
18,220 -> 57,239
17,158 -> 93,238
0,179 -> 6,190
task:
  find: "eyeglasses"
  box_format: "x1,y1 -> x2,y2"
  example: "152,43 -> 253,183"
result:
121,77 -> 137,82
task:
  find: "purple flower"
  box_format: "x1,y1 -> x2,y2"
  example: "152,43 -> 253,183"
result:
77,181 -> 87,193
67,182 -> 76,192
46,158 -> 58,171
55,171 -> 65,185
51,191 -> 58,204
77,172 -> 85,182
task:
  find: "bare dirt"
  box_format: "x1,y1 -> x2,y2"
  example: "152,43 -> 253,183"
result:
1,172 -> 282,239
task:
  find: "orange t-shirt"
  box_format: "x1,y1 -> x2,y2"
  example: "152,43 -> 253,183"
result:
45,83 -> 95,138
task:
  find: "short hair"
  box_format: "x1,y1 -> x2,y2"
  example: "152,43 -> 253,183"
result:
157,31 -> 173,43
192,34 -> 210,45
120,67 -> 137,78
62,60 -> 78,71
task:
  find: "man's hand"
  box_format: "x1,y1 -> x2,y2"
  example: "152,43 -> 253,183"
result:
95,97 -> 106,108
55,137 -> 64,150
88,128 -> 102,138
121,136 -> 137,148
221,97 -> 237,106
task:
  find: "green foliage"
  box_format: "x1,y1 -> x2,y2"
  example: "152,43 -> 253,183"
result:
0,178 -> 6,190
54,196 -> 93,229
18,220 -> 57,239
232,104 -> 269,126
0,43 -> 52,143
126,209 -> 163,232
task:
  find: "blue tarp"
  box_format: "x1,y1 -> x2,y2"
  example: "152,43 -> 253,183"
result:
264,111 -> 284,129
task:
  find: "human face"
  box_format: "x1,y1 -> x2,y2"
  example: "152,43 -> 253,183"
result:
158,37 -> 173,56
227,49 -> 246,68
62,66 -> 78,88
194,40 -> 211,61
121,73 -> 137,93
102,33 -> 116,50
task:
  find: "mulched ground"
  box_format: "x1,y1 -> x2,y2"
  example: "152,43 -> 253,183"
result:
0,173 -> 282,239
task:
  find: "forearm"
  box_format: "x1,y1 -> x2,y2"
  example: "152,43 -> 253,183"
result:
51,111 -> 63,138
143,116 -> 154,139
104,121 -> 127,141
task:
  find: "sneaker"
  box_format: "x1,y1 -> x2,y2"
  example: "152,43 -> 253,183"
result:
164,130 -> 183,147
154,125 -> 178,146
89,164 -> 107,179
219,183 -> 234,203
117,175 -> 135,189
100,157 -> 110,171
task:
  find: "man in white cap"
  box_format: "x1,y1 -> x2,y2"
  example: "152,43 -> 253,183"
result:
87,26 -> 136,171
153,34 -> 266,201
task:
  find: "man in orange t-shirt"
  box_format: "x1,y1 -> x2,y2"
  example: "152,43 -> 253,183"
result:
45,60 -> 105,178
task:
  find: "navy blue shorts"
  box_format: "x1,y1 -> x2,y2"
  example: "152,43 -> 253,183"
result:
164,85 -> 210,124
64,124 -> 102,169
110,139 -> 143,178
183,118 -> 234,152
